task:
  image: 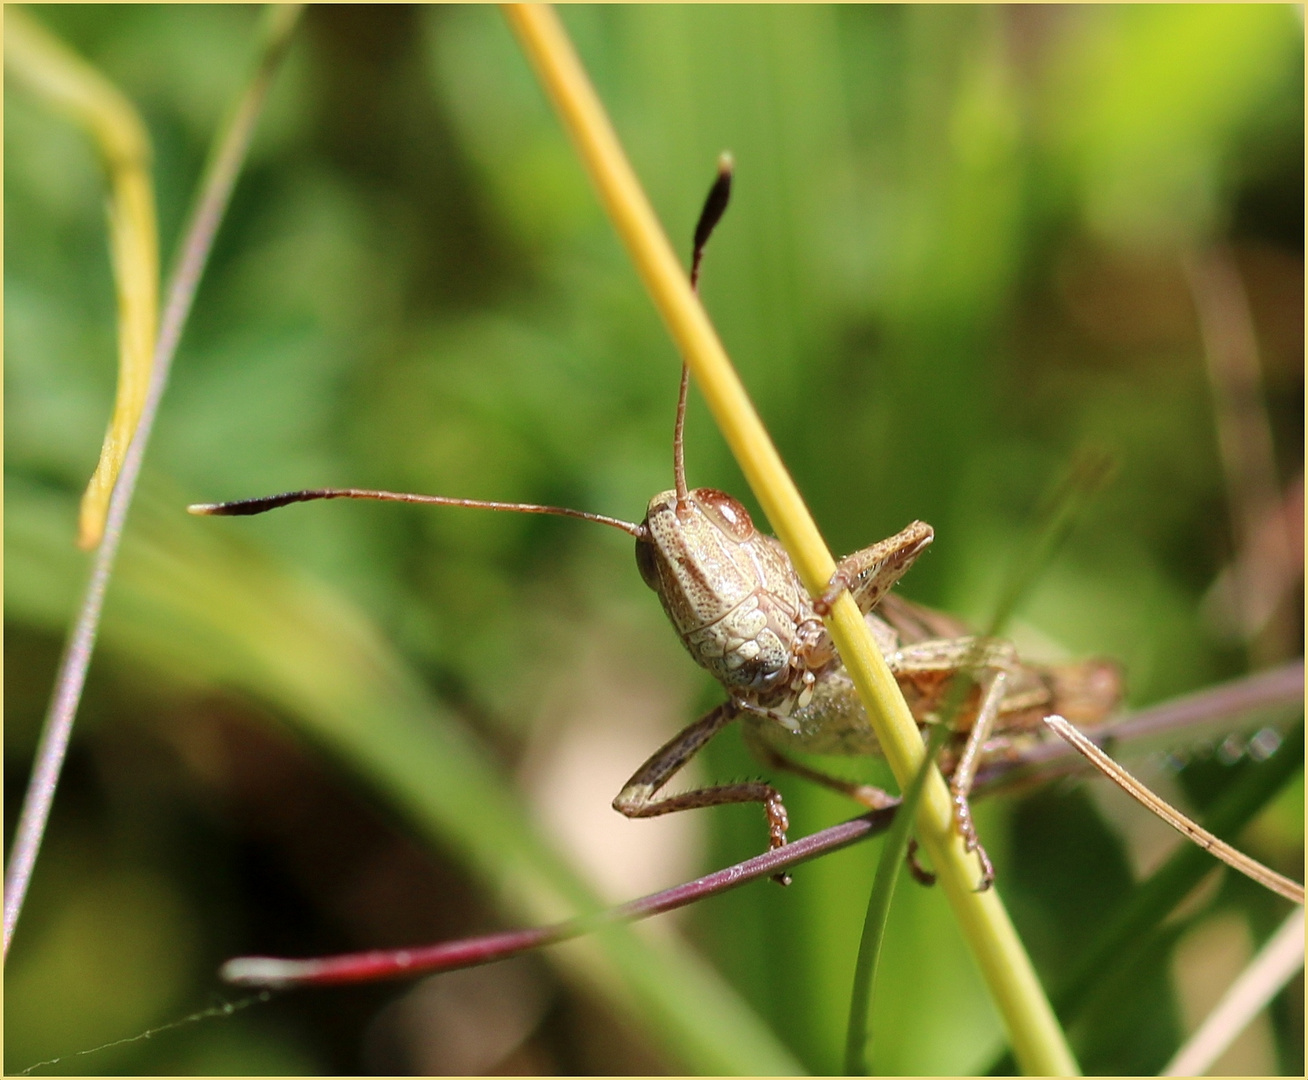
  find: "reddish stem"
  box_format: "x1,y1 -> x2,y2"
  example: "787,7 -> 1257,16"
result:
222,804 -> 898,988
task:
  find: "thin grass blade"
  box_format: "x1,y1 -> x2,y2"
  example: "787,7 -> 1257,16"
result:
1162,906 -> 1304,1076
1043,715 -> 1303,903
844,725 -> 948,1075
2,3 -> 304,961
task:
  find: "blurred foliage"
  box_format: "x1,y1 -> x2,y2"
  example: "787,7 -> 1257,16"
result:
5,5 -> 1303,1075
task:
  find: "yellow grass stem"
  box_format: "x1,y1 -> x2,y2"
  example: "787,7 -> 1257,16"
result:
503,5 -> 1078,1074
6,8 -> 160,550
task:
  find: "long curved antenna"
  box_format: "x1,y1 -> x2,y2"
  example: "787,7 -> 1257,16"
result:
675,152 -> 734,511
691,152 -> 733,292
189,489 -> 645,538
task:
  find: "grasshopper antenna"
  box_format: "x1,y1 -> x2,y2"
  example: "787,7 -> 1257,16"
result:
188,489 -> 645,538
690,152 -> 733,292
675,152 -> 734,513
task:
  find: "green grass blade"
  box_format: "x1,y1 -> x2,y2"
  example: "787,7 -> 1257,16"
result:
843,724 -> 949,1075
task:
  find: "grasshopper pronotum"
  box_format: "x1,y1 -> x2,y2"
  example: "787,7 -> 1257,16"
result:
191,158 -> 1120,891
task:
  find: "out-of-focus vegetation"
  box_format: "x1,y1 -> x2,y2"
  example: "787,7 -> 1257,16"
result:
5,5 -> 1302,1074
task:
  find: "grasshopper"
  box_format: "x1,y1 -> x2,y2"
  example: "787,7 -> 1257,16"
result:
190,157 -> 1120,891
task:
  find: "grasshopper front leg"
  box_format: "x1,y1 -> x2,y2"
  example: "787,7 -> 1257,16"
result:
812,521 -> 935,617
612,702 -> 793,882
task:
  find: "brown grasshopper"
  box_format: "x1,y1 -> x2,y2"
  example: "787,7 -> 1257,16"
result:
190,158 -> 1120,890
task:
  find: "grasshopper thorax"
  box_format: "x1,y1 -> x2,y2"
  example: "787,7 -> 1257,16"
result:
635,487 -> 815,695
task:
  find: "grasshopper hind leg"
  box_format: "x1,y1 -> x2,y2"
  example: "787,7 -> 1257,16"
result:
941,667 -> 1008,891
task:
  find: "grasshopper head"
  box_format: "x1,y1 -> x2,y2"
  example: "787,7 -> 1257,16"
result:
635,488 -> 802,693
635,488 -> 757,609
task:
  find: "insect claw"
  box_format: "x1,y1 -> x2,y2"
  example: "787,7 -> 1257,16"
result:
906,838 -> 937,887
813,568 -> 851,617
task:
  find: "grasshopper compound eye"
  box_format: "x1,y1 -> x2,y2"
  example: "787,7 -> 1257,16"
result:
635,534 -> 662,590
693,488 -> 755,542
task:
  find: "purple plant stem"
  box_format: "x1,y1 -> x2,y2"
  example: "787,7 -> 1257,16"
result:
3,5 -> 304,961
221,805 -> 900,988
974,659 -> 1303,794
222,661 -> 1303,990
1094,660 -> 1302,746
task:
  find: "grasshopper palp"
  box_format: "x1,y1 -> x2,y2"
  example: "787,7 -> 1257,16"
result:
191,156 -> 1121,892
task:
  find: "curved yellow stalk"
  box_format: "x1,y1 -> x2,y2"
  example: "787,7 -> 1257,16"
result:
6,9 -> 159,549
502,5 -> 1078,1074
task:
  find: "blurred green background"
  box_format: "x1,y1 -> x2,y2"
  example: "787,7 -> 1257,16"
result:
5,4 -> 1302,1074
